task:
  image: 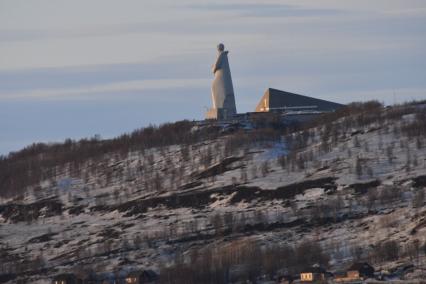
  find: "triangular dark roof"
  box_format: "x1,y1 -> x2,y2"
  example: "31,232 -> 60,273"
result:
52,273 -> 81,280
126,269 -> 158,280
347,262 -> 375,278
301,265 -> 327,274
255,88 -> 344,112
142,269 -> 159,280
348,262 -> 374,271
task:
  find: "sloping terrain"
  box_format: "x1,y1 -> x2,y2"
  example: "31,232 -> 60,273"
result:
0,101 -> 426,283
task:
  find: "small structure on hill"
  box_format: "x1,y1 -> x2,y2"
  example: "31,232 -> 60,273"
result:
347,262 -> 374,279
300,265 -> 331,283
124,270 -> 158,283
97,272 -> 116,284
255,88 -> 343,113
278,274 -> 294,284
51,273 -> 82,284
334,262 -> 374,283
0,274 -> 17,284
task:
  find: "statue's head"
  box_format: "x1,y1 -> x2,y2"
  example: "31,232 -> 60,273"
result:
217,43 -> 225,52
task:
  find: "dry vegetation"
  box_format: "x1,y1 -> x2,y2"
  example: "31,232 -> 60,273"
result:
1,100 -> 426,283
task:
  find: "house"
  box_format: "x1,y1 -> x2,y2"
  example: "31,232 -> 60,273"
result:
334,262 -> 374,283
334,271 -> 362,283
124,270 -> 158,283
346,262 -> 374,279
97,272 -> 117,284
81,272 -> 98,284
255,88 -> 344,113
51,273 -> 83,284
300,265 -> 329,283
278,274 -> 294,284
252,88 -> 345,125
0,274 -> 17,284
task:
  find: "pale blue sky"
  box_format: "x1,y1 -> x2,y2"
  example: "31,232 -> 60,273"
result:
1,0 -> 426,155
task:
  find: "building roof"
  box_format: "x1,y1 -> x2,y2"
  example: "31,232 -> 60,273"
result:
52,273 -> 80,280
301,264 -> 327,274
255,88 -> 344,113
347,262 -> 374,272
126,269 -> 158,280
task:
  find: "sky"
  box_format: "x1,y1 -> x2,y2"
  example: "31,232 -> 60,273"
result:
1,0 -> 426,155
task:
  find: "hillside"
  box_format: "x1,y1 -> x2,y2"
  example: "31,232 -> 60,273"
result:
1,101 -> 426,283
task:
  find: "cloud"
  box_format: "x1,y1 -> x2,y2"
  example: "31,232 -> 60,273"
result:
0,78 -> 209,101
381,7 -> 426,17
0,57 -> 208,92
0,23 -> 163,43
187,3 -> 345,18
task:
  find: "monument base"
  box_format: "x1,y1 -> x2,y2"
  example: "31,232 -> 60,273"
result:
205,108 -> 233,120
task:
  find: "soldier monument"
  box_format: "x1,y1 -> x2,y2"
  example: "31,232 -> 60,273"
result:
206,43 -> 237,120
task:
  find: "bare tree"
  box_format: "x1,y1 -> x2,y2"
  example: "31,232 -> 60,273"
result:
240,167 -> 248,183
413,189 -> 425,208
261,161 -> 270,177
355,156 -> 363,178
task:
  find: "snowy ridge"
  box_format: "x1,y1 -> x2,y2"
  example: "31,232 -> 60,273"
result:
0,102 -> 426,283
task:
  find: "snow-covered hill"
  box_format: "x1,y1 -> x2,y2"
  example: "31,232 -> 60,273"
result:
1,101 -> 426,283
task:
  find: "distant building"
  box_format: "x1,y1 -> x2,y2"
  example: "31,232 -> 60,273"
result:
255,88 -> 344,113
124,270 -> 158,283
346,262 -> 374,279
278,274 -> 294,284
334,262 -> 374,283
51,273 -> 82,284
300,265 -> 330,283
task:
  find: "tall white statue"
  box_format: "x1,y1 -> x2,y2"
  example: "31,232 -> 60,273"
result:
206,43 -> 237,120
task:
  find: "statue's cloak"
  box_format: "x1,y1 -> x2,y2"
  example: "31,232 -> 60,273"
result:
211,51 -> 236,115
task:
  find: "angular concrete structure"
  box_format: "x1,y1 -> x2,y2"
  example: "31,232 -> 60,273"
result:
206,43 -> 237,120
255,88 -> 343,113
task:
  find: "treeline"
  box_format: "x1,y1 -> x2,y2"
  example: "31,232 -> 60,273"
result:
400,110 -> 426,138
305,100 -> 425,133
2,100 -> 424,199
223,128 -> 282,156
304,100 -> 385,131
157,235 -> 426,284
159,239 -> 329,284
0,120 -> 220,198
279,100 -> 426,174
